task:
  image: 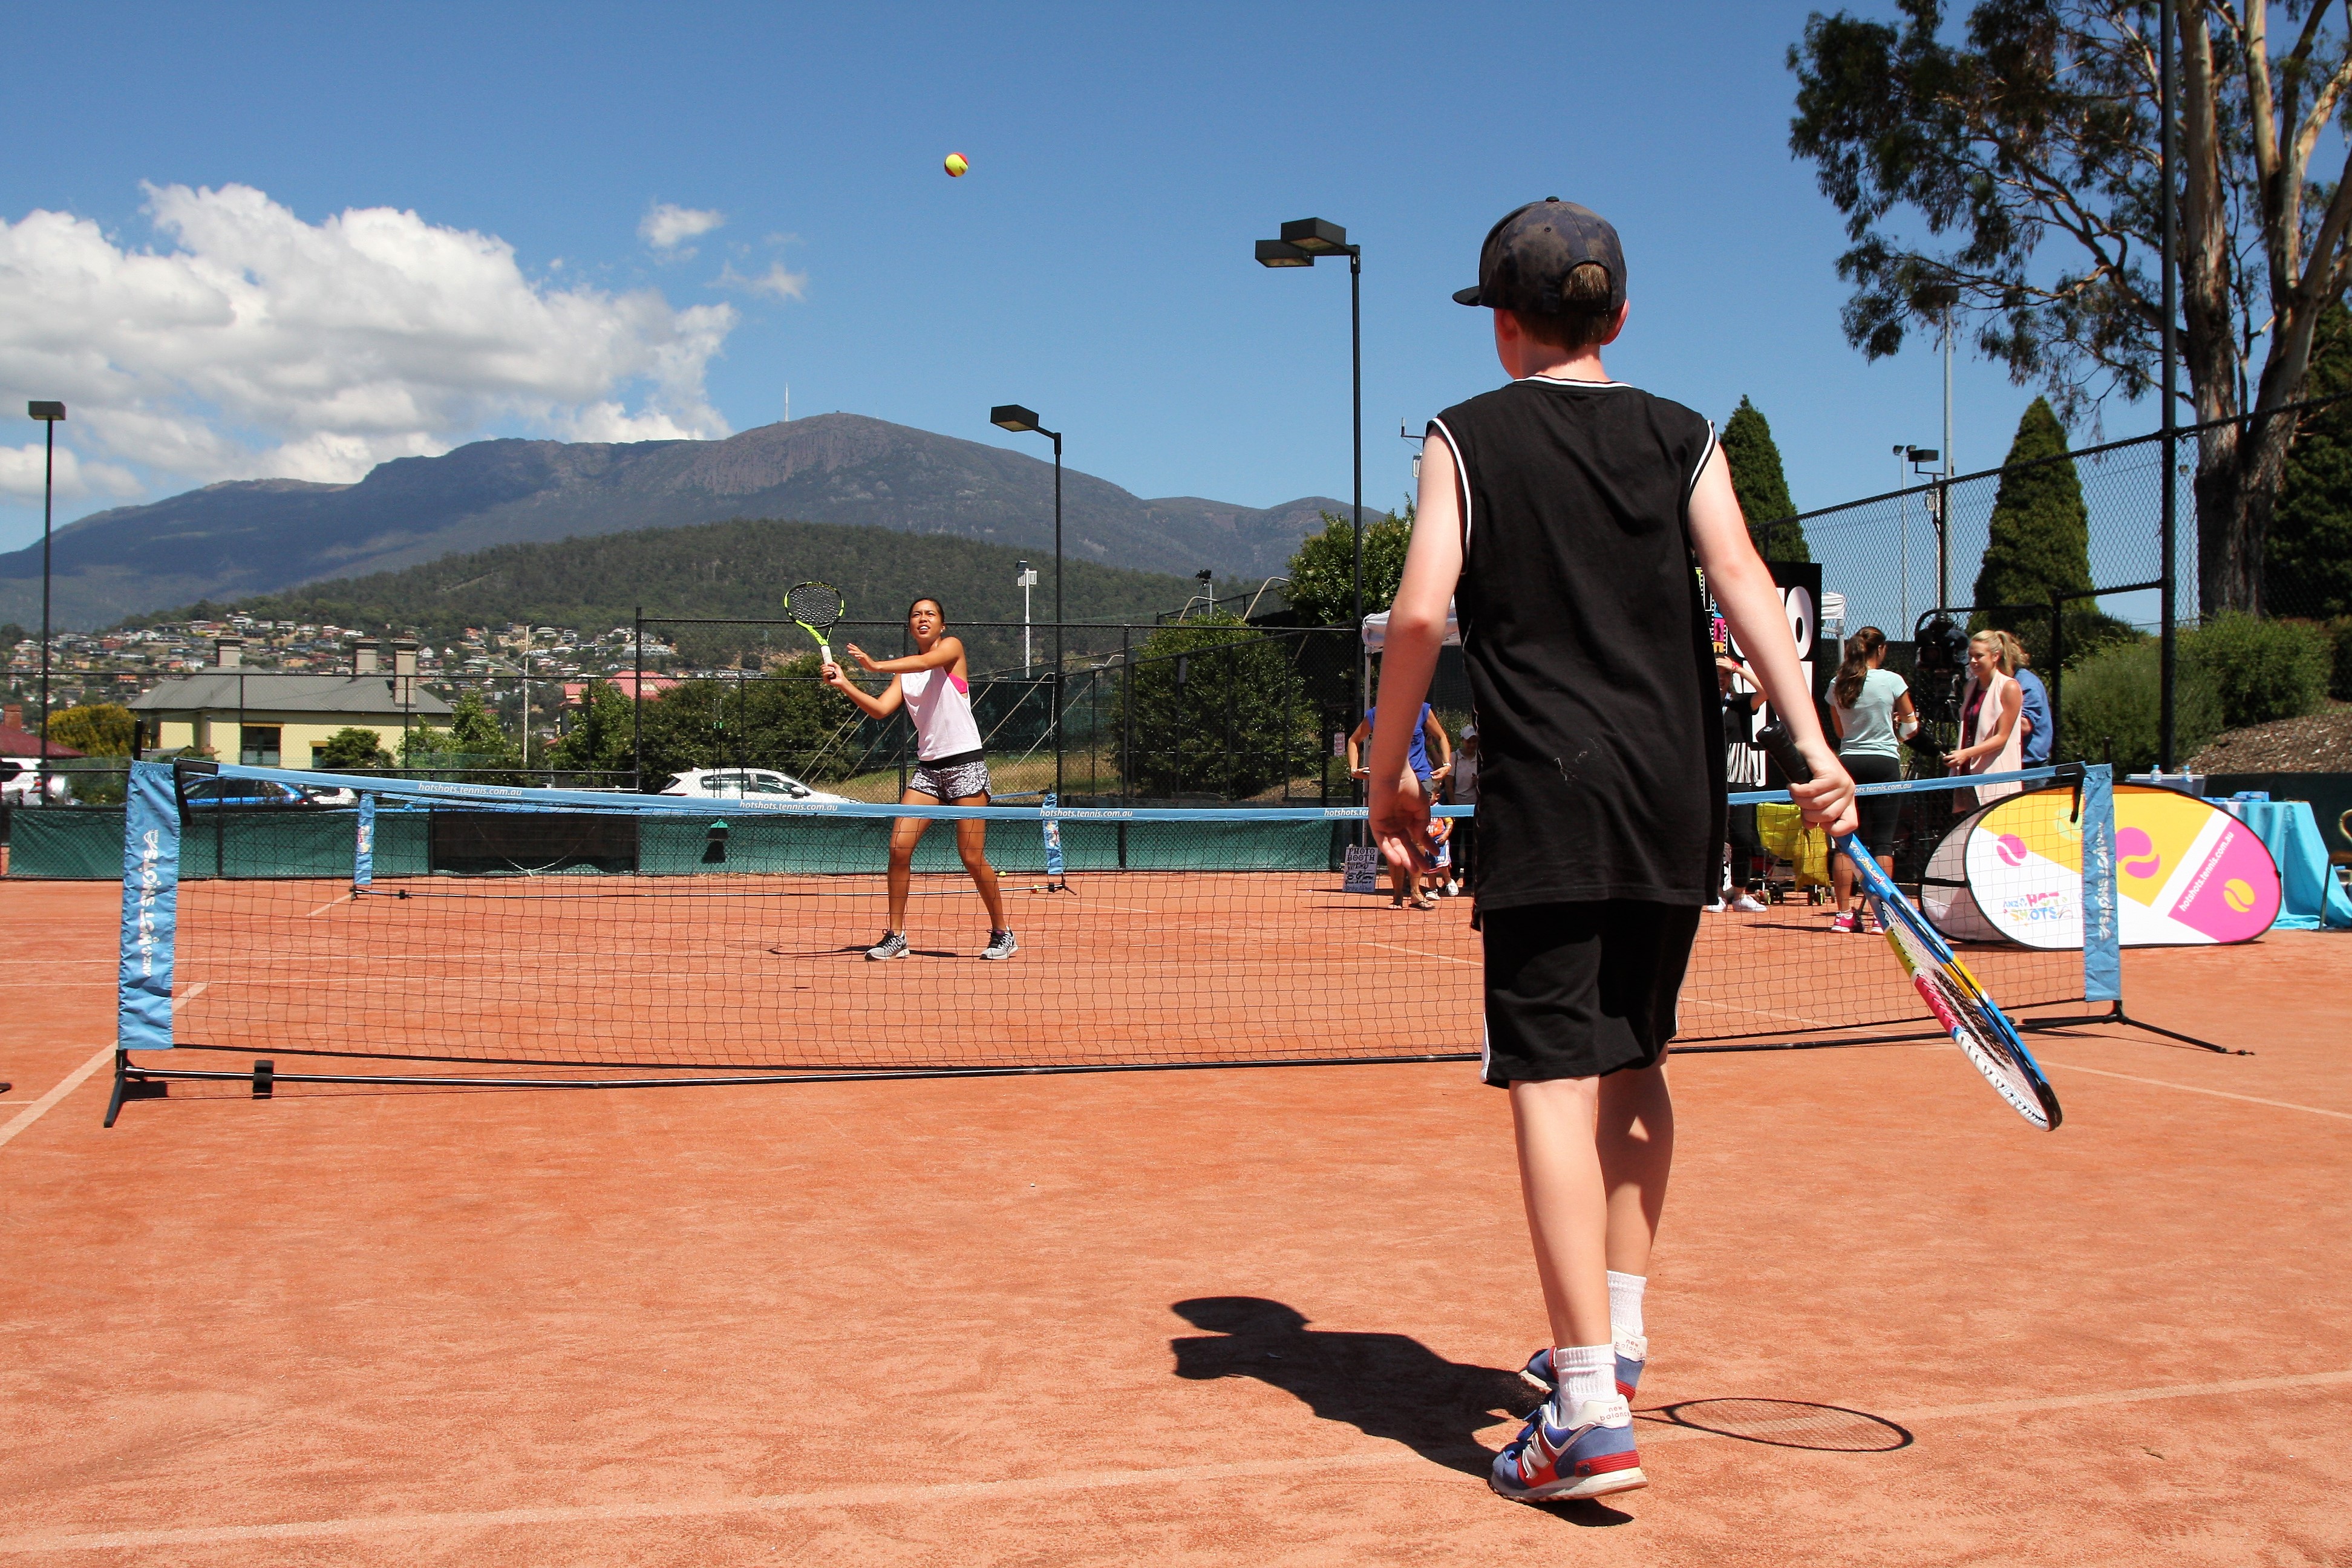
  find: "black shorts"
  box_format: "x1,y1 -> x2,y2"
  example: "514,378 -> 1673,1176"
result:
1480,900 -> 1702,1086
1843,752 -> 1902,851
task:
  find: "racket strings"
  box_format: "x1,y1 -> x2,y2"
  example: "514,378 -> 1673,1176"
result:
1875,896 -> 2055,1129
787,581 -> 844,631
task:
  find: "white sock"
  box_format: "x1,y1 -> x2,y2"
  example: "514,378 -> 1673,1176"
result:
1550,1343 -> 1615,1411
1607,1271 -> 1647,1342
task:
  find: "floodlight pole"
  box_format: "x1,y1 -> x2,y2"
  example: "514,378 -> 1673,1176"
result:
1255,218 -> 1364,799
27,402 -> 65,792
2159,0 -> 2180,769
988,406 -> 1064,800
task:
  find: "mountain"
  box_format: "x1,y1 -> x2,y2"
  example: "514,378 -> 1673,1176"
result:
0,414 -> 1345,629
132,516 -> 1224,671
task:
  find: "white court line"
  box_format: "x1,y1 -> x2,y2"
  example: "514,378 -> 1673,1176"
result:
0,984 -> 206,1153
1,1367 -> 2342,1555
304,889 -> 359,918
1365,941 -> 1478,967
2040,1059 -> 2352,1121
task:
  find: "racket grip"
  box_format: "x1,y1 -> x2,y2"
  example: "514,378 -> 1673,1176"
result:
1757,722 -> 1812,785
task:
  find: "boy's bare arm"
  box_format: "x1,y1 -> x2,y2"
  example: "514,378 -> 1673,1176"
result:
1687,448 -> 1857,835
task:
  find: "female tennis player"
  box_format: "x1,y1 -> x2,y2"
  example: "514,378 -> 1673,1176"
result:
820,597 -> 1015,961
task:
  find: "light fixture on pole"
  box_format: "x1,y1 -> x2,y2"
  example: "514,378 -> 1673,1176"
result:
27,401 -> 65,794
1255,217 -> 1363,791
990,405 -> 1063,800
1014,558 -> 1037,673
1906,444 -> 1944,611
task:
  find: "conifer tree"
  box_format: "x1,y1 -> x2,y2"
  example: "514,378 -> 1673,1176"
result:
1973,397 -> 2131,665
1722,397 -> 1808,562
2269,302 -> 2352,620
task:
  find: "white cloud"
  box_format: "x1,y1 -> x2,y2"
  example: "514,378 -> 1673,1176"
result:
639,201 -> 725,253
716,260 -> 810,302
0,182 -> 739,498
0,441 -> 144,503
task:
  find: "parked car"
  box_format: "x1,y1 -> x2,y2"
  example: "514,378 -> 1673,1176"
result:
657,767 -> 848,803
179,776 -> 313,808
1,758 -> 72,805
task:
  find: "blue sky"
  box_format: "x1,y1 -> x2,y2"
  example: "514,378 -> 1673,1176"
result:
0,0 -> 2114,564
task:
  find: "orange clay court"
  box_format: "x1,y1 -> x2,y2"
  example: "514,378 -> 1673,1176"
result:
2,874 -> 2348,1565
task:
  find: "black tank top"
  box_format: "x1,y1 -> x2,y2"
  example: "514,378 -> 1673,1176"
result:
1431,377 -> 1725,908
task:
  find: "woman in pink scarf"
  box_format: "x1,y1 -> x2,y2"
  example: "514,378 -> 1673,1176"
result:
1947,632 -> 2025,805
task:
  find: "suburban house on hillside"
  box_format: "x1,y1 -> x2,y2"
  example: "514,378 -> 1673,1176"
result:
128,638 -> 452,766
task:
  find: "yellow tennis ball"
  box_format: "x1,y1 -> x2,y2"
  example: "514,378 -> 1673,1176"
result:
944,152 -> 969,177
2223,878 -> 2255,913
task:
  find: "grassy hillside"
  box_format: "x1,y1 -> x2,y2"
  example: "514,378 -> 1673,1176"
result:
132,515 -> 1217,670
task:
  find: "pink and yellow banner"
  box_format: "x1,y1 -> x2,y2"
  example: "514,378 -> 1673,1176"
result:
1958,785 -> 2280,949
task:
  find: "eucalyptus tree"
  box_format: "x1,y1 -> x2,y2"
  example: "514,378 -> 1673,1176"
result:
1790,0 -> 2352,615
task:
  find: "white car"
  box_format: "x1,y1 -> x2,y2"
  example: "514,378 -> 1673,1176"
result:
658,767 -> 848,803
1,758 -> 72,805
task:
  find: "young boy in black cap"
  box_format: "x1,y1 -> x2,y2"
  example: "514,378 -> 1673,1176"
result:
1369,199 -> 1854,1503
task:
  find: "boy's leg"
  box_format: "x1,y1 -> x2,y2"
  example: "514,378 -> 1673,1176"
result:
1597,1061 -> 1671,1278
1509,1076 -> 1613,1350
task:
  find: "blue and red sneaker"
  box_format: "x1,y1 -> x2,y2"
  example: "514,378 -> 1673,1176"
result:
1520,1335 -> 1646,1402
1489,1394 -> 1646,1503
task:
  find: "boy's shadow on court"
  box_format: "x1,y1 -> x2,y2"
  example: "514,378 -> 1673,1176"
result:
1168,1296 -> 1633,1526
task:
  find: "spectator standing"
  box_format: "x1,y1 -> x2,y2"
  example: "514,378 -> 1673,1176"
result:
1350,689 -> 1452,909
1993,630 -> 2054,766
1948,632 -> 2025,806
1448,724 -> 1480,894
1348,695 -> 1452,794
1715,656 -> 1769,912
1826,627 -> 1918,933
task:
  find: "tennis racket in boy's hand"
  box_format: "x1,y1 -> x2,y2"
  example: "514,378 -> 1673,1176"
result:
1757,724 -> 2063,1131
786,580 -> 845,664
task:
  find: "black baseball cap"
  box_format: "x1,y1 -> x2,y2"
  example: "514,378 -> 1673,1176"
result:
1452,199 -> 1625,316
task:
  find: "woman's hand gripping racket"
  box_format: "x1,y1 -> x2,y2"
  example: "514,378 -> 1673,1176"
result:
1758,724 -> 2063,1131
786,581 -> 846,665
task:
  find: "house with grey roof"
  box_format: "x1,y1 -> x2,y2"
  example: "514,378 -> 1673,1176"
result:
128,638 -> 451,766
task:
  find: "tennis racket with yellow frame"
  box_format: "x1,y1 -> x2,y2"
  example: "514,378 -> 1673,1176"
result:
1759,724 -> 2062,1131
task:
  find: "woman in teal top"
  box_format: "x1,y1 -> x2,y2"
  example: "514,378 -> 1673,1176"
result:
1828,627 -> 1918,932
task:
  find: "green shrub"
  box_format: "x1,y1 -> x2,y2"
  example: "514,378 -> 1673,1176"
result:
2184,611 -> 2331,728
1114,615 -> 1319,797
313,727 -> 394,770
2054,638 -> 2222,774
2325,616 -> 2352,702
46,702 -> 137,756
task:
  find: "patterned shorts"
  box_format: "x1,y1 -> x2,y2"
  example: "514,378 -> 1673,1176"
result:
910,754 -> 990,802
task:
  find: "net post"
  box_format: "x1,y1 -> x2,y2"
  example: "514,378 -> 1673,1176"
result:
2079,763 -> 2120,1005
102,1050 -> 133,1129
353,790 -> 376,890
113,761 -> 183,1126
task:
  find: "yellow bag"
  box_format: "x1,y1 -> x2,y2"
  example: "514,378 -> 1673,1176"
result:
1754,801 -> 1832,887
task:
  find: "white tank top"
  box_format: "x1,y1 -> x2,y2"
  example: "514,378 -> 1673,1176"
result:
901,667 -> 983,762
